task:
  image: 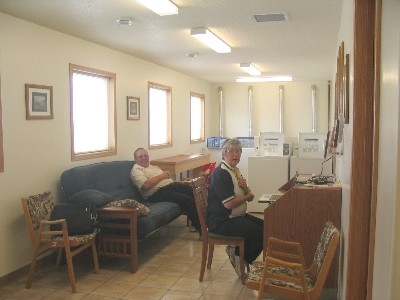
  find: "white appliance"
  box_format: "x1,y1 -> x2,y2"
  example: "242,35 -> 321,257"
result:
298,132 -> 327,158
289,156 -> 333,178
247,156 -> 289,213
258,132 -> 285,156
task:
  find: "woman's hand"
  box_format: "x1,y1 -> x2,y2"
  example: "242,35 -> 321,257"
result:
238,178 -> 251,195
246,192 -> 254,202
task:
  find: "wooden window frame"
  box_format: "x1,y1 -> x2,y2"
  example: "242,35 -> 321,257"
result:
190,92 -> 205,144
148,82 -> 172,150
69,64 -> 117,161
0,74 -> 3,172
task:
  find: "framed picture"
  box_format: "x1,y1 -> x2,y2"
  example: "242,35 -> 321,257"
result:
127,96 -> 140,120
343,54 -> 350,124
335,42 -> 344,120
25,84 -> 53,120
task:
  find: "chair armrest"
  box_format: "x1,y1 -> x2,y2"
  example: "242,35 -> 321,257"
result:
261,256 -> 309,290
268,236 -> 301,247
266,256 -> 304,270
266,236 -> 306,267
39,219 -> 68,238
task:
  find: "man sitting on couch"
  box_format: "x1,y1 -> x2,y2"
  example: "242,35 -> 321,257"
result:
130,148 -> 201,233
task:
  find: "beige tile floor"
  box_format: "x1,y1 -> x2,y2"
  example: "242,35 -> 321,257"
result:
0,216 -> 337,299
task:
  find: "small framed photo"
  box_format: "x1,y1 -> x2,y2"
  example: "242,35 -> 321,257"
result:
25,84 -> 53,120
127,96 -> 140,120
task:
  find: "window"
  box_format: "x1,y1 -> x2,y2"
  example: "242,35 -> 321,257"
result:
0,75 -> 3,172
69,64 -> 116,160
190,92 -> 205,143
148,82 -> 172,149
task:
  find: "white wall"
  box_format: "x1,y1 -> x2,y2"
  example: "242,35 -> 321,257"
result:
378,0 -> 400,298
0,13 -> 212,278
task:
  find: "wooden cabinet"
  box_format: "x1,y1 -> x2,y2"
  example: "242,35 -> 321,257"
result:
263,184 -> 341,287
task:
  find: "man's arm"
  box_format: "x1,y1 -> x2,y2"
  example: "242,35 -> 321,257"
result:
141,171 -> 171,191
131,165 -> 172,191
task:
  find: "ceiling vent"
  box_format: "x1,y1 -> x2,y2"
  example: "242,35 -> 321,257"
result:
253,13 -> 289,23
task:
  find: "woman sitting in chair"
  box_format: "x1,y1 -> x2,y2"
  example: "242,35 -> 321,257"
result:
207,138 -> 264,277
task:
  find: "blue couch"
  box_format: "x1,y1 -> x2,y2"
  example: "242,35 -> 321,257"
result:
60,160 -> 183,272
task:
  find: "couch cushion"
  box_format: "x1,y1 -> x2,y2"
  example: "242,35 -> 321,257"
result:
68,189 -> 113,207
105,199 -> 151,216
138,202 -> 182,238
61,161 -> 145,203
100,201 -> 182,239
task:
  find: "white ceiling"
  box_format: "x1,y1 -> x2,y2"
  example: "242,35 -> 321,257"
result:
0,0 -> 342,83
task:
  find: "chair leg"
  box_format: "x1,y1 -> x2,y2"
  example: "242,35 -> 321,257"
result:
207,244 -> 215,269
26,248 -> 40,289
64,247 -> 77,293
56,248 -> 64,270
239,243 -> 246,285
91,242 -> 100,274
199,241 -> 208,281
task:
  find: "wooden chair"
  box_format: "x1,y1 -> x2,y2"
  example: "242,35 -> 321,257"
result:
190,176 -> 247,285
246,221 -> 340,300
199,162 -> 216,188
21,191 -> 99,293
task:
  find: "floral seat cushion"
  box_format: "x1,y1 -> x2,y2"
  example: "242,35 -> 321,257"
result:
247,261 -> 314,291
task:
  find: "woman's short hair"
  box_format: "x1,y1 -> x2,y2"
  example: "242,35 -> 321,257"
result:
222,138 -> 242,159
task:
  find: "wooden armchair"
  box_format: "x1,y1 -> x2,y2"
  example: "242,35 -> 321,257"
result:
190,176 -> 247,284
21,191 -> 99,293
246,221 -> 340,299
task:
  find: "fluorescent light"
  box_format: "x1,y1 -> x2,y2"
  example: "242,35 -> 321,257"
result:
116,18 -> 134,26
236,76 -> 293,83
191,27 -> 231,53
137,0 -> 178,16
240,63 -> 262,76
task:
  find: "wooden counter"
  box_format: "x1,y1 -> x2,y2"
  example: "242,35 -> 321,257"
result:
151,153 -> 210,179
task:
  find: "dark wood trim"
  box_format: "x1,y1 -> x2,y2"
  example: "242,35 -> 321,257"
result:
0,73 -> 3,173
347,0 -> 380,299
367,0 -> 382,298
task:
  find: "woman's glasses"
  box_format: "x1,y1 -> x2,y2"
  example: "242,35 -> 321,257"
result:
226,149 -> 242,155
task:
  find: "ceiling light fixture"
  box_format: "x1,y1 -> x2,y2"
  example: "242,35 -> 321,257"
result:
236,76 -> 293,83
116,18 -> 134,26
186,53 -> 199,58
136,0 -> 178,16
240,63 -> 262,76
190,27 -> 231,53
